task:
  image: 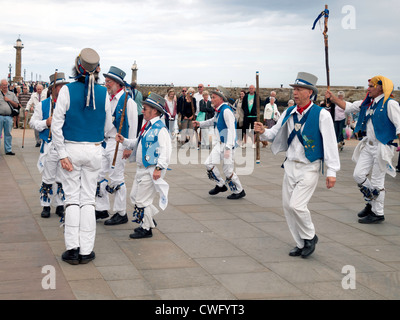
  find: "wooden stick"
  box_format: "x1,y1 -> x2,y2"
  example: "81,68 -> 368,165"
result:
48,69 -> 58,140
255,71 -> 261,164
22,110 -> 27,148
111,89 -> 129,168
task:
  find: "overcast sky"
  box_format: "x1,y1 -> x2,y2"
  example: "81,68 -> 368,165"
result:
1,0 -> 399,89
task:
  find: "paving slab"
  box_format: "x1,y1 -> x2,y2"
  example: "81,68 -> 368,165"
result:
1,129 -> 400,300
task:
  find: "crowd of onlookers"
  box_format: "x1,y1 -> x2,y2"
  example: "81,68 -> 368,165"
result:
4,80 -> 396,171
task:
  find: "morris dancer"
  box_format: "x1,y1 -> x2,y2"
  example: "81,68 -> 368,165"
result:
193,90 -> 246,200
116,93 -> 171,239
95,66 -> 138,225
255,72 -> 340,258
52,48 -> 112,265
326,75 -> 400,224
29,72 -> 68,218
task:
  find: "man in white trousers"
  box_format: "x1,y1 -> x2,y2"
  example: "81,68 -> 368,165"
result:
95,66 -> 138,225
325,75 -> 400,224
29,72 -> 69,218
116,92 -> 171,239
254,72 -> 340,258
193,90 -> 245,200
52,48 -> 112,265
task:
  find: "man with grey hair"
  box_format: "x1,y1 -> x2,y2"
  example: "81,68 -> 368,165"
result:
193,90 -> 245,200
255,72 -> 340,258
0,79 -> 19,155
26,83 -> 47,147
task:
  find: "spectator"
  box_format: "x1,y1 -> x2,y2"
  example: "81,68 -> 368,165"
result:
13,86 -> 22,129
178,87 -> 197,148
18,86 -> 31,129
177,87 -> 187,131
164,88 -> 178,136
26,83 -> 47,147
0,79 -> 19,155
194,83 -> 207,116
263,96 -> 280,128
198,90 -> 214,149
242,85 -> 261,148
233,90 -> 245,147
334,91 -> 347,151
130,81 -> 143,136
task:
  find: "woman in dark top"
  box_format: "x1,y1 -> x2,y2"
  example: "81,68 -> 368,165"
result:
178,87 -> 197,147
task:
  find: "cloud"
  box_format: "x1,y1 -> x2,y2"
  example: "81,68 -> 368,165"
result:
1,0 -> 399,89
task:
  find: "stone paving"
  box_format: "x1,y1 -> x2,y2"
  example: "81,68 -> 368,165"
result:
1,128 -> 400,300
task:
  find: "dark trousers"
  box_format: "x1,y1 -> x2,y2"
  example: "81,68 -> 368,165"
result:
334,119 -> 346,143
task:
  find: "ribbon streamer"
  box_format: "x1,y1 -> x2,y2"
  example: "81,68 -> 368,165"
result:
312,8 -> 329,30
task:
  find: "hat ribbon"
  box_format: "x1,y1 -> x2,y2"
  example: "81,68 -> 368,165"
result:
294,79 -> 314,86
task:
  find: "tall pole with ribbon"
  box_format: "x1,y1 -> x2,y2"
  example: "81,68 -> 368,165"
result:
255,71 -> 261,164
312,5 -> 330,91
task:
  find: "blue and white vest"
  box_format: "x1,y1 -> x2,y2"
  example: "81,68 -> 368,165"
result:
281,104 -> 324,163
215,103 -> 237,144
113,92 -> 130,138
141,120 -> 166,168
39,98 -> 52,143
62,82 -> 107,142
354,98 -> 396,145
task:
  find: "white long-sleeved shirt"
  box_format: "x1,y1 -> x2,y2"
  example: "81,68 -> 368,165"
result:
25,91 -> 47,112
104,89 -> 138,142
122,116 -> 171,169
29,98 -> 52,133
344,93 -> 400,144
199,103 -> 236,150
260,104 -> 340,177
51,84 -> 112,159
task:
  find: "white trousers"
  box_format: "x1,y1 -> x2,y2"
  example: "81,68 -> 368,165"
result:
130,166 -> 162,230
353,143 -> 386,216
95,140 -> 127,215
204,142 -> 243,193
200,126 -> 212,148
59,143 -> 102,255
282,160 -> 320,249
40,143 -> 64,208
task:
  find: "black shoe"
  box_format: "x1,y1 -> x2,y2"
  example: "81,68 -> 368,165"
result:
95,210 -> 109,220
358,212 -> 385,224
301,235 -> 318,258
227,189 -> 246,199
209,185 -> 228,195
35,142 -> 41,147
5,152 -> 15,155
357,203 -> 372,218
129,227 -> 153,239
62,249 -> 80,265
79,251 -> 95,264
41,206 -> 51,218
289,247 -> 303,257
55,205 -> 64,217
104,212 -> 128,225
134,219 -> 157,232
